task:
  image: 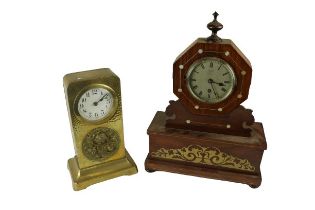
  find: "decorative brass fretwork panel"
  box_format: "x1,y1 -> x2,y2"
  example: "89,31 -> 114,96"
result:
151,145 -> 255,172
82,127 -> 120,161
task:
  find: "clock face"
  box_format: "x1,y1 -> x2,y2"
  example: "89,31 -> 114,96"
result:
77,87 -> 114,121
186,57 -> 236,104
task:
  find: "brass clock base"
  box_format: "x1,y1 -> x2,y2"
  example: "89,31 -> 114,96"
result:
68,150 -> 138,191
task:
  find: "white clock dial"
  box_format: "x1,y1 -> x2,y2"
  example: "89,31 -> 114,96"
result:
77,87 -> 114,121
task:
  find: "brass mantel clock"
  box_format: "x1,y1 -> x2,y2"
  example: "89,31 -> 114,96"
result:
64,68 -> 137,190
145,12 -> 267,188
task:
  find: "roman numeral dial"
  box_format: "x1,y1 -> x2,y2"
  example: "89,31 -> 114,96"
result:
186,57 -> 236,104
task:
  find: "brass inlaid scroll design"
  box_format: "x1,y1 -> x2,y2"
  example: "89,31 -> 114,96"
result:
151,145 -> 255,172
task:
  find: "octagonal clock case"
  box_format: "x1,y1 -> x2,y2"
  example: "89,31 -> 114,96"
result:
173,39 -> 252,115
145,12 -> 267,188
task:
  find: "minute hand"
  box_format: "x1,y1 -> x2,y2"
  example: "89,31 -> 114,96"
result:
93,94 -> 107,106
209,81 -> 219,99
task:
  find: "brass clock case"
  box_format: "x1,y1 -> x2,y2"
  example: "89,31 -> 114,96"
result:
64,68 -> 138,190
64,69 -> 126,168
173,38 -> 252,115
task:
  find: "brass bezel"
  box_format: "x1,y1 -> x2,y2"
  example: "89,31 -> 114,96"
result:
186,57 -> 237,104
74,84 -> 119,124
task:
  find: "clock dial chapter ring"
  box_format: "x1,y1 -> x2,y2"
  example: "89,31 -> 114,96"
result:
185,57 -> 236,104
82,127 -> 120,161
74,84 -> 119,124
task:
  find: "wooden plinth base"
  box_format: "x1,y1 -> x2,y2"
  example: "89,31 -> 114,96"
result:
145,154 -> 261,188
145,111 -> 267,188
68,150 -> 138,191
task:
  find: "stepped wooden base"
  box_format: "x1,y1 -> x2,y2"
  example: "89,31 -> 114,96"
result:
68,150 -> 138,191
145,111 -> 267,188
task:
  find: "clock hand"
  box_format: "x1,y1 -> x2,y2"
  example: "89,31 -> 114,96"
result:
208,79 -> 219,99
211,83 -> 219,99
93,94 -> 107,106
208,78 -> 225,86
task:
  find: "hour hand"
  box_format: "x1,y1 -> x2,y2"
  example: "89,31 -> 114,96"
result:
208,78 -> 214,84
208,78 -> 225,86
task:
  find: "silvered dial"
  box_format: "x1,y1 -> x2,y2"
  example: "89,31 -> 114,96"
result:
77,87 -> 114,121
186,57 -> 236,104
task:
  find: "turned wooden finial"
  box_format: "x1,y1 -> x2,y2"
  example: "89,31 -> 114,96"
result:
207,11 -> 223,42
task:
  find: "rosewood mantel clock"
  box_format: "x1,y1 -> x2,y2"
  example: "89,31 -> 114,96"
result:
64,68 -> 137,190
145,12 -> 267,188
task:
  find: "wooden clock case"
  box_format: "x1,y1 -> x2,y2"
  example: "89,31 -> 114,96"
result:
145,13 -> 267,188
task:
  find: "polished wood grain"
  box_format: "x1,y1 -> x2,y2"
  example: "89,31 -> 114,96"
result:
145,13 -> 267,188
165,100 -> 255,137
173,38 -> 252,115
145,111 -> 267,188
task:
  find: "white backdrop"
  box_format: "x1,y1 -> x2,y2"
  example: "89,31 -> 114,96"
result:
1,0 -> 314,209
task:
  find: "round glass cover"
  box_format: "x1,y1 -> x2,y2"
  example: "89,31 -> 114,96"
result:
186,57 -> 236,104
77,87 -> 114,121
